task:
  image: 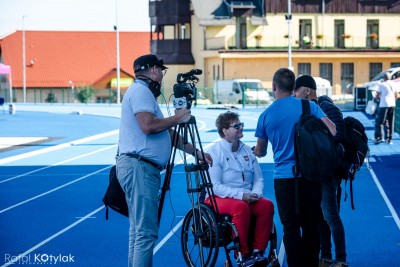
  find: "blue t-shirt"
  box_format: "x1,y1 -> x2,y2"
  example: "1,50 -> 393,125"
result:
255,96 -> 326,178
119,79 -> 171,166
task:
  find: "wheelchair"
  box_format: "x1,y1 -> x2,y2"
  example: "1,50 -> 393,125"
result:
180,202 -> 280,267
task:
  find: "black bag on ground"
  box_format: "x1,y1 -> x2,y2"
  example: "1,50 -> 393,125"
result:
102,165 -> 129,219
293,99 -> 339,181
337,116 -> 369,209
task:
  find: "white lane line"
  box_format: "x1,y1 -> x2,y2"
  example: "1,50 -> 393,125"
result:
0,130 -> 119,165
369,165 -> 400,230
0,206 -> 104,267
153,218 -> 184,254
278,241 -> 285,266
0,165 -> 112,214
0,145 -> 117,184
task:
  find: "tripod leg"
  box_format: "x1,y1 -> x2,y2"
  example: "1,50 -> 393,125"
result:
158,125 -> 180,223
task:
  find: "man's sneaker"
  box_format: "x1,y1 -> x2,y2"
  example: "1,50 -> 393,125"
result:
252,251 -> 268,266
387,139 -> 393,145
374,138 -> 384,145
237,253 -> 256,267
329,260 -> 349,267
320,258 -> 333,267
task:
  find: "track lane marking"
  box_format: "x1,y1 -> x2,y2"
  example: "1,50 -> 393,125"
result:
369,166 -> 400,230
0,165 -> 112,214
0,130 -> 119,165
0,206 -> 104,267
0,145 -> 117,184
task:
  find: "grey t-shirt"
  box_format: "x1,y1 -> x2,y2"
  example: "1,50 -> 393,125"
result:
119,79 -> 171,165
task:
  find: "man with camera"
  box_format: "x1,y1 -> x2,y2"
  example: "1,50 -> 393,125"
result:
116,54 -> 212,267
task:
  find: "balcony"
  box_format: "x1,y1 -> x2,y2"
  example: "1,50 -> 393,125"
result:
151,39 -> 194,64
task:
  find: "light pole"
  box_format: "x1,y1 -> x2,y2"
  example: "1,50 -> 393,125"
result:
115,0 -> 121,104
286,0 -> 293,71
22,15 -> 27,103
68,80 -> 75,103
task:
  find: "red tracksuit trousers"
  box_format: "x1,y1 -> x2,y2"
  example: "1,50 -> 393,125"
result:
205,196 -> 274,254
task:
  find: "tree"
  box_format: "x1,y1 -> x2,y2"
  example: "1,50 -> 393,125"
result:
76,86 -> 96,103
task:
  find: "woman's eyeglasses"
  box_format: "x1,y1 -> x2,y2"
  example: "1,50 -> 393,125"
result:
229,122 -> 244,130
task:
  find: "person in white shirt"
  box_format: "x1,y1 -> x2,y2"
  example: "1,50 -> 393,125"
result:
374,73 -> 398,144
204,111 -> 274,266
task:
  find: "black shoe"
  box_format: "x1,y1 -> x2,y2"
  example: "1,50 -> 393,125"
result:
252,251 -> 268,266
374,138 -> 384,145
237,253 -> 256,267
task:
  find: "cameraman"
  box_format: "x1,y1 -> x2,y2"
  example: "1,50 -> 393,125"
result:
116,54 -> 212,267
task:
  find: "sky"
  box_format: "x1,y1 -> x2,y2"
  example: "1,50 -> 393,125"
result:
0,0 -> 150,38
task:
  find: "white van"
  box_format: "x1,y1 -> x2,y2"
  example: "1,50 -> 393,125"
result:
314,77 -> 333,97
213,79 -> 270,104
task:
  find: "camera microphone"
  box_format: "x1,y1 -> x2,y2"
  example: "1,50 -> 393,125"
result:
173,84 -> 188,109
190,69 -> 202,75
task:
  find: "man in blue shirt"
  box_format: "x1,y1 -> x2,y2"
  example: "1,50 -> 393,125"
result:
253,68 -> 336,267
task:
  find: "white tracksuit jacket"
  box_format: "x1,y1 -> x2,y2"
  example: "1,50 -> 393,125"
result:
206,138 -> 264,201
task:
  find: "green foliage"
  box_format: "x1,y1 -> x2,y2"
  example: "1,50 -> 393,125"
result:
45,92 -> 57,103
76,86 -> 96,103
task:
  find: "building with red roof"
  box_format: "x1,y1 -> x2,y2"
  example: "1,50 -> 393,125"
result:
0,31 -> 150,103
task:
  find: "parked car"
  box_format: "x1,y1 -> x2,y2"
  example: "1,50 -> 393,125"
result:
213,79 -> 270,104
363,67 -> 400,91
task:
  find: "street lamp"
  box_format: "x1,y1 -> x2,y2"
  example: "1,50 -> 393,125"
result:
115,0 -> 121,104
286,0 -> 293,71
68,80 -> 75,103
22,15 -> 28,103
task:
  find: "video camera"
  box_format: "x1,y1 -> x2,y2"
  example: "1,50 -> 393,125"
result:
173,69 -> 202,109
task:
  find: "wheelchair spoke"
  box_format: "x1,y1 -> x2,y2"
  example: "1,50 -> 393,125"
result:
181,203 -> 219,266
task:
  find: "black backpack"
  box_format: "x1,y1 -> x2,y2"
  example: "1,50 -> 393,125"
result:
102,165 -> 129,219
293,99 -> 339,182
337,116 -> 369,209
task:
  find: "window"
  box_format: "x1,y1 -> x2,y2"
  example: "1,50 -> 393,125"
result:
334,20 -> 345,48
319,63 -> 333,85
369,63 -> 382,81
298,63 -> 311,76
391,62 -> 400,68
341,63 -> 354,94
367,20 -> 379,48
299,19 -> 312,48
213,65 -> 221,80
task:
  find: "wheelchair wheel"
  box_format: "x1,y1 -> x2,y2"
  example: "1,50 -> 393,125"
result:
181,203 -> 219,266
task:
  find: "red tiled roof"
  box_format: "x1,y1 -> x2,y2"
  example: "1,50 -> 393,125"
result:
0,31 -> 150,88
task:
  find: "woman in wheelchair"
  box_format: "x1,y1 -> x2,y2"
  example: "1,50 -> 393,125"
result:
204,111 -> 275,266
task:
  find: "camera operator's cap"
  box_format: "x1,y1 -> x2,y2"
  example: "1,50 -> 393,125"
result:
133,54 -> 168,73
295,75 -> 317,90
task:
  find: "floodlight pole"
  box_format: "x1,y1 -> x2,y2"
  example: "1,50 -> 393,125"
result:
22,15 -> 27,103
287,0 -> 293,71
116,0 -> 121,104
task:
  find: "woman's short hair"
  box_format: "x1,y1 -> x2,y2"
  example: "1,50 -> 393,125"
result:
215,111 -> 239,137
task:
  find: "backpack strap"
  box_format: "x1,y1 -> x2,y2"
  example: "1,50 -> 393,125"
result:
293,99 -> 311,215
292,99 -> 311,177
301,99 -> 311,115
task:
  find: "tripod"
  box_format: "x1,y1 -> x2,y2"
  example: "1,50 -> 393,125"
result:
158,115 -> 235,267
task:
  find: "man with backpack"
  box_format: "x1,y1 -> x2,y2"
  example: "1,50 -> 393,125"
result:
254,68 -> 336,267
294,75 -> 348,267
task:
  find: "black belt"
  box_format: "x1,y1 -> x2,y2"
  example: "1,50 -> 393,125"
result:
121,153 -> 165,171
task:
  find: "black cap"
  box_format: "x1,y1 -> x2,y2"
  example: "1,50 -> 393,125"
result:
295,75 -> 317,90
133,54 -> 168,73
